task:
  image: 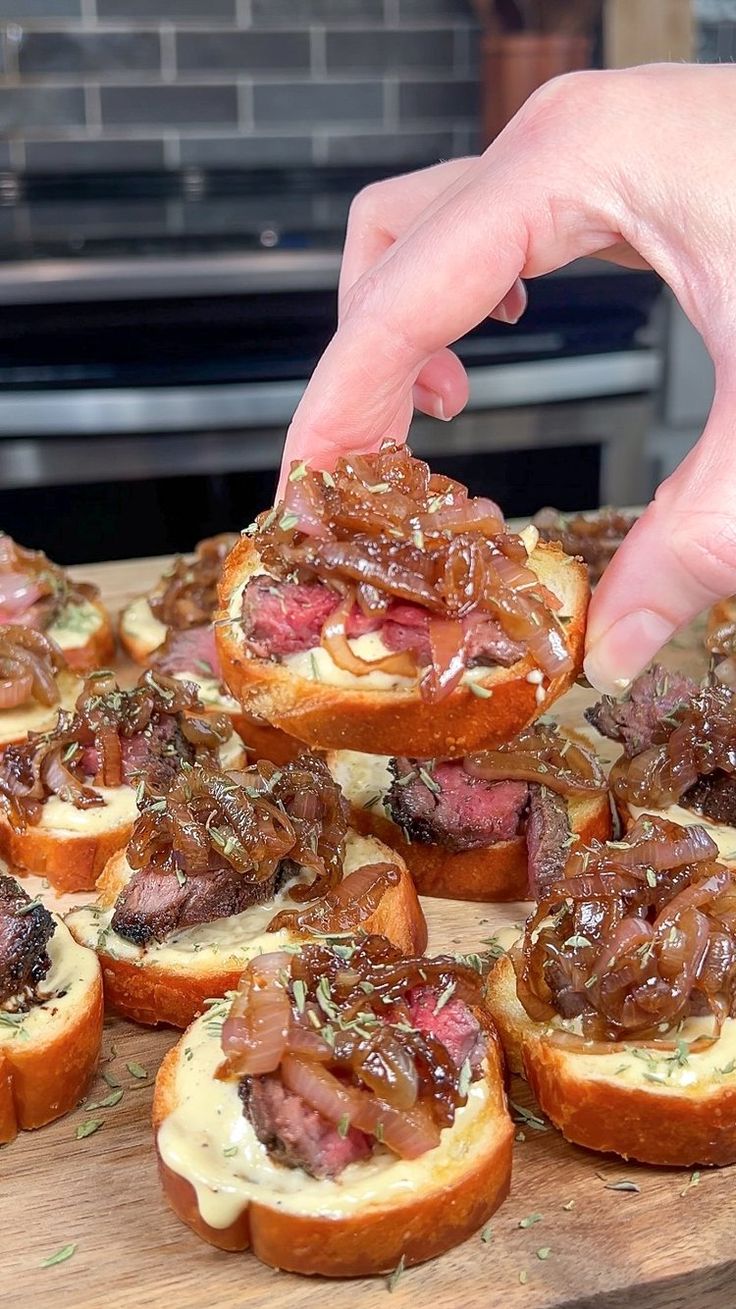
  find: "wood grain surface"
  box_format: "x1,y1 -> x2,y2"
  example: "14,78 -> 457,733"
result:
1,554 -> 730,1309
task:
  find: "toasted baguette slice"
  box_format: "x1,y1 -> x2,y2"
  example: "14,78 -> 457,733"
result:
0,735 -> 247,895
216,536 -> 589,758
66,830 -> 427,1029
48,597 -> 116,673
152,1007 -> 512,1274
329,749 -> 612,901
706,595 -> 736,655
119,595 -> 166,665
0,670 -> 83,749
0,916 -> 103,1143
486,953 -> 736,1166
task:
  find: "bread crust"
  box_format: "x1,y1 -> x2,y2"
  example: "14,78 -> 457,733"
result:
231,714 -> 306,766
486,954 -> 736,1166
62,599 -> 116,673
0,809 -> 134,895
0,921 -> 103,1144
346,790 -> 612,902
72,837 -> 427,1029
215,537 -> 589,758
152,1015 -> 513,1274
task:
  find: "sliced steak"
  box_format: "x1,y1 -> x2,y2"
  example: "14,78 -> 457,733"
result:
386,757 -> 528,852
683,770 -> 736,826
0,875 -> 54,1007
240,575 -> 340,656
111,859 -> 284,947
81,716 -> 194,791
407,988 -> 485,1069
240,1074 -> 371,1179
381,606 -> 523,668
585,665 -> 696,757
525,784 -> 571,900
154,625 -> 221,679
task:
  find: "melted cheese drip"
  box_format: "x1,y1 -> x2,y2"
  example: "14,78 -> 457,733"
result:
0,915 -> 99,1044
119,595 -> 166,656
36,734 -> 243,835
228,525 -> 562,695
158,1013 -> 493,1228
65,830 -> 390,973
629,802 -> 736,864
0,671 -> 82,747
47,599 -> 103,650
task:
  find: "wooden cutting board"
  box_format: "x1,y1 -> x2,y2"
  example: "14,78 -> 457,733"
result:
1,554 -> 732,1309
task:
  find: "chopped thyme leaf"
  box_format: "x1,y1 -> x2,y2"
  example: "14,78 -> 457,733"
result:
337,1113 -> 350,1139
563,934 -> 592,949
418,766 -> 440,795
195,659 -> 213,676
562,1200 -> 575,1211
175,867 -> 187,888
515,1131 -> 526,1142
599,1177 -> 641,1193
310,652 -> 321,682
321,470 -> 335,488
289,461 -> 308,482
680,1170 -> 701,1197
84,1089 -> 123,1111
279,512 -> 299,532
75,1119 -> 103,1140
62,743 -> 78,762
102,1069 -> 121,1090
480,1223 -> 493,1243
363,792 -> 382,809
458,1058 -> 471,1098
292,979 -> 306,1014
716,1057 -> 736,1075
480,936 -> 505,959
614,1064 -> 630,1076
537,1247 -> 552,1261
519,1271 -> 529,1285
510,1101 -> 548,1132
469,682 -> 493,698
126,1061 -> 148,1081
223,1145 -> 238,1157
41,1243 -> 77,1268
375,1121 -> 385,1142
434,979 -> 456,1013
519,1213 -> 543,1229
387,1255 -> 406,1293
17,898 -> 42,917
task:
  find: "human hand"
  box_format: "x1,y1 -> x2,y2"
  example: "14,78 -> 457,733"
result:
280,64 -> 736,693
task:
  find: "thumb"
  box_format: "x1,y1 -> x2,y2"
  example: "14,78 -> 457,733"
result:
584,382 -> 736,692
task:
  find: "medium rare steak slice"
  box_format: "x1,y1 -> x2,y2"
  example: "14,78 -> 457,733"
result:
407,988 -> 485,1069
525,785 -> 572,900
683,770 -> 736,826
240,1074 -> 371,1179
386,757 -> 528,852
381,606 -> 524,668
155,625 -> 221,679
585,665 -> 696,757
0,875 -> 54,1007
240,575 -> 342,657
110,859 -> 285,947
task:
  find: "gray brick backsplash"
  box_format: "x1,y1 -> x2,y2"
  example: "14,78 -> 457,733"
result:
3,0 -> 482,176
250,0 -> 383,24
0,0 -> 81,15
25,198 -> 170,238
101,84 -> 238,128
254,80 -> 383,127
326,28 -> 454,72
24,137 -> 166,171
0,85 -> 85,131
323,128 -> 454,164
399,77 -> 478,122
176,31 -> 310,74
397,0 -> 474,19
18,31 -> 162,76
178,194 -> 320,234
179,134 -> 313,167
96,0 -> 235,18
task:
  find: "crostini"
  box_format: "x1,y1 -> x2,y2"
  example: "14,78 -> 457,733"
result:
328,722 -> 612,902
66,752 -> 426,1028
0,625 -> 82,748
0,533 -> 114,672
586,667 -> 736,864
0,874 -> 103,1143
216,443 -> 589,758
153,933 -> 512,1274
486,815 -> 736,1166
120,534 -> 300,765
0,669 -> 245,894
533,506 -> 636,584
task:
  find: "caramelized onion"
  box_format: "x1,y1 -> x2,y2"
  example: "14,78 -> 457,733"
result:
464,722 -> 606,796
0,625 -> 66,710
253,443 -> 572,702
0,533 -> 98,628
613,682 -> 736,809
512,815 -> 736,1042
268,860 -> 399,934
219,952 -> 292,1077
151,533 -> 237,629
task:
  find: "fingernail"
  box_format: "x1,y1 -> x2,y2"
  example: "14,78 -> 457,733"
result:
583,610 -> 676,694
413,383 -> 449,421
494,280 -> 527,325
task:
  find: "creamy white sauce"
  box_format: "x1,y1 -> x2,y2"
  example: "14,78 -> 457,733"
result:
0,914 -> 99,1045
120,595 -> 166,655
158,1012 -> 493,1228
0,671 -> 82,747
35,735 -> 243,835
544,1013 -> 736,1094
48,599 -> 103,650
629,802 -> 736,863
65,829 -> 391,972
328,750 -> 393,818
228,533 -> 567,695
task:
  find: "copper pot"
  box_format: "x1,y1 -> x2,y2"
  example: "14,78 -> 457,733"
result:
482,32 -> 591,144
